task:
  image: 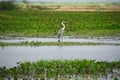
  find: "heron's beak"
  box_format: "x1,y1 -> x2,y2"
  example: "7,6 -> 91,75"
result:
63,21 -> 66,23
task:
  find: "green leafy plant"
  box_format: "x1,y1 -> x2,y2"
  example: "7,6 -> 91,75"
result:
0,11 -> 120,37
0,60 -> 120,79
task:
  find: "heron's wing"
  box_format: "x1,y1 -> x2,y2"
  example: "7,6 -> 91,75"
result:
58,28 -> 64,35
58,33 -> 61,38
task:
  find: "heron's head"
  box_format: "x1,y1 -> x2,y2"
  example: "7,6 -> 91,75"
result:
62,21 -> 66,24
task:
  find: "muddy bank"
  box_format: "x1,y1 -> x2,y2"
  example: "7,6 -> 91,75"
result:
0,36 -> 120,44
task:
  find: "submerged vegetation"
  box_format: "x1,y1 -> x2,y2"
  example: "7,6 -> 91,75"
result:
0,60 -> 120,79
0,11 -> 120,37
0,41 -> 120,46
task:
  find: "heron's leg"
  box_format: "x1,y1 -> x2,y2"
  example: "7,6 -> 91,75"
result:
58,35 -> 60,42
58,34 -> 60,42
60,35 -> 62,42
58,39 -> 60,42
61,35 -> 63,41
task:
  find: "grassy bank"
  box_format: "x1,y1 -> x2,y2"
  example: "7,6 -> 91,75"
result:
0,41 -> 120,46
0,60 -> 120,79
0,11 -> 120,37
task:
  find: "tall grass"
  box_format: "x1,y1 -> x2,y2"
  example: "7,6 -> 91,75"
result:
0,11 -> 120,37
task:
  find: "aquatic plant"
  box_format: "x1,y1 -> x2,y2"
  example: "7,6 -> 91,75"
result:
0,11 -> 120,37
0,41 -> 120,46
0,60 -> 120,79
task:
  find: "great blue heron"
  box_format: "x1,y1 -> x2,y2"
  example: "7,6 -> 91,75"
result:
58,21 -> 65,42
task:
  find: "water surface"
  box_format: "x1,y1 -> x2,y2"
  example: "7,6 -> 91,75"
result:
0,45 -> 120,68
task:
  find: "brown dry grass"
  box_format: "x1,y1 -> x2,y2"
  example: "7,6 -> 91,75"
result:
46,6 -> 120,12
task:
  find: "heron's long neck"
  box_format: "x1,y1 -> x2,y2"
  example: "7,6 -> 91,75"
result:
62,22 -> 65,29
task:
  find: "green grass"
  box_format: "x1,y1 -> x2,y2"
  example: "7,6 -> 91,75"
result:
0,11 -> 120,37
0,60 -> 120,79
0,41 -> 120,46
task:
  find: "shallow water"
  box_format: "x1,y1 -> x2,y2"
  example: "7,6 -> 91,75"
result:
0,45 -> 120,68
0,37 -> 120,44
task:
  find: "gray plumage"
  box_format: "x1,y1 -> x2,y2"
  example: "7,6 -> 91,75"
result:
58,21 -> 65,42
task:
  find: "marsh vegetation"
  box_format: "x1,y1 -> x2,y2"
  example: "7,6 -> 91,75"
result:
0,1 -> 120,80
0,60 -> 120,80
0,11 -> 120,37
